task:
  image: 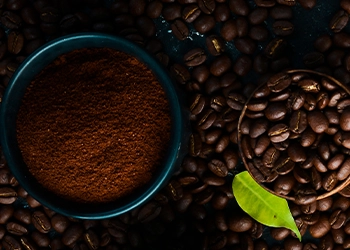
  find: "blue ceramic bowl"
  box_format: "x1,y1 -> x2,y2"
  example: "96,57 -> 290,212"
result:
0,33 -> 187,219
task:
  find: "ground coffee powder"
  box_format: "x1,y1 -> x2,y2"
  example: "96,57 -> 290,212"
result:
16,47 -> 171,203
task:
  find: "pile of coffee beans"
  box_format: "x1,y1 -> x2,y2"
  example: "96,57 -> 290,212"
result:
239,70 -> 350,205
1,0 -> 350,249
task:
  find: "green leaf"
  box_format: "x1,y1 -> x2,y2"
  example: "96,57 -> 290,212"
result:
232,171 -> 301,241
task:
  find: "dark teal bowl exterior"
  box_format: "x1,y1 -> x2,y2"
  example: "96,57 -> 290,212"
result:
0,33 -> 186,219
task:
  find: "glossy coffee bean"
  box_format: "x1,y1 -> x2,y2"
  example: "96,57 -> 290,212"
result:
184,48 -> 206,67
193,14 -> 215,34
309,214 -> 331,238
171,19 -> 189,41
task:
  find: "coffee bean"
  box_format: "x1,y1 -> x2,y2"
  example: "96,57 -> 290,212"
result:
234,37 -> 256,55
51,214 -> 70,234
198,0 -> 215,14
249,25 -> 269,42
1,11 -> 22,29
129,0 -> 146,16
309,214 -> 331,238
3,235 -> 21,250
267,72 -> 292,92
273,174 -> 295,196
210,54 -> 232,76
193,14 -> 215,34
254,134 -> 270,156
0,187 -> 17,205
337,157 -> 350,180
273,155 -> 294,175
184,48 -> 206,67
6,222 -> 27,236
254,0 -> 276,7
271,227 -> 290,241
307,110 -> 329,133
7,31 -> 24,55
249,118 -> 268,139
213,3 -> 230,22
330,10 -> 349,33
220,20 -> 237,41
265,38 -> 288,59
264,102 -> 287,121
171,19 -> 189,41
272,20 -> 294,36
32,211 -> 51,234
322,171 -> 338,191
146,1 -> 163,19
294,187 -> 317,205
13,209 -> 31,225
233,55 -> 252,76
62,224 -> 84,246
228,214 -> 253,232
206,35 -> 225,56
228,0 -> 250,16
182,4 -> 201,23
171,63 -> 190,84
248,7 -> 268,25
268,123 -> 290,143
194,187 -> 214,204
208,159 -> 228,177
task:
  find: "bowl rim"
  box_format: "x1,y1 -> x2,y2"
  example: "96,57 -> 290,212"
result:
237,69 -> 350,202
0,32 -> 184,219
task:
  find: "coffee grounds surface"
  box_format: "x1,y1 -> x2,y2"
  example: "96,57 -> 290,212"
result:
16,47 -> 171,203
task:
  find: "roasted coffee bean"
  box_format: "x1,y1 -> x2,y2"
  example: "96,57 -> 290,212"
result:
254,0 -> 276,7
314,34 -> 332,53
51,214 -> 70,234
264,38 -> 288,59
171,19 -> 189,41
227,92 -> 246,111
206,35 -> 225,56
194,187 -> 214,204
208,159 -> 228,177
223,148 -> 238,170
273,174 -> 295,196
182,4 -> 201,23
228,214 -> 253,232
6,222 -> 27,236
304,94 -> 317,110
307,110 -> 329,133
202,172 -> 225,186
329,209 -> 346,229
211,192 -> 229,210
273,155 -> 294,175
166,180 -> 183,201
309,214 -> 331,238
330,10 -> 349,33
340,107 -> 350,131
2,11 -> 22,30
62,224 -> 84,246
322,171 -> 338,191
0,187 -> 17,204
268,123 -> 290,143
220,19 -> 237,41
228,0 -> 250,16
270,5 -> 293,19
213,3 -> 230,22
210,96 -> 226,113
171,63 -> 191,85
337,157 -> 350,180
193,14 -> 215,34
289,110 -> 307,135
7,31 -> 24,55
328,153 -> 345,170
3,235 -> 21,250
198,0 -> 215,14
146,1 -> 163,19
210,54 -> 231,76
294,187 -> 317,205
263,147 -> 280,168
234,37 -> 256,55
271,227 -> 290,241
233,55 -> 252,76
249,25 -> 269,42
287,141 -> 307,163
254,135 -> 270,156
198,109 -> 216,130
248,7 -> 268,25
32,211 -> 51,234
184,48 -> 206,67
190,94 -> 205,115
267,72 -> 292,92
264,102 -> 287,121
273,20 -> 294,36
249,118 -> 268,139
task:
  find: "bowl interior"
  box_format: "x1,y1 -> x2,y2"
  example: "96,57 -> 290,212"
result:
0,33 -> 183,219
